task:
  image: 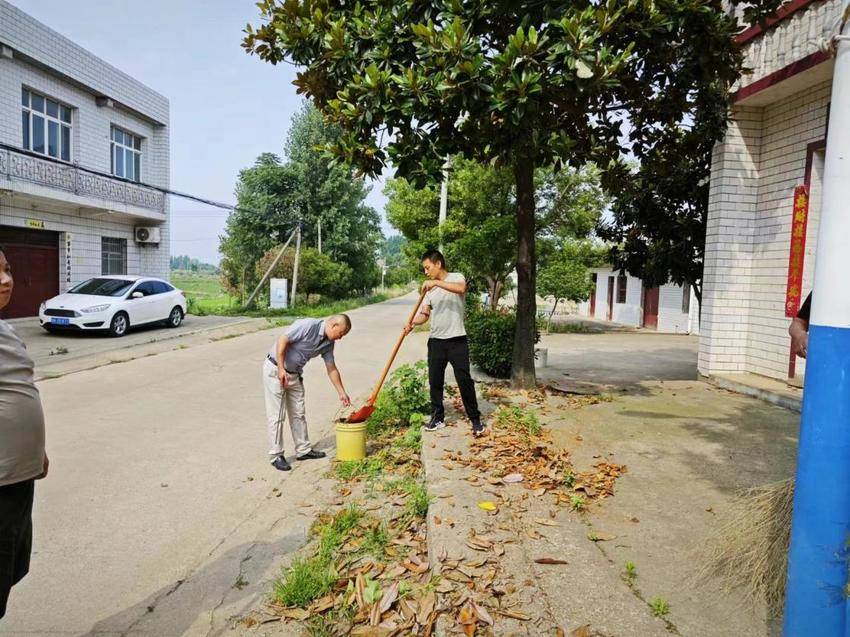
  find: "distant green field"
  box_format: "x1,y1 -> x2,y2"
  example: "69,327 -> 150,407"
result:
170,270 -> 411,317
170,271 -> 237,313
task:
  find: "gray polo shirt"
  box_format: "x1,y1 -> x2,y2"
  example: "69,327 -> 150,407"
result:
268,318 -> 335,374
0,320 -> 46,487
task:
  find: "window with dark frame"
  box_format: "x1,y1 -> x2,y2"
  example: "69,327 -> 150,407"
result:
616,274 -> 627,304
101,237 -> 127,275
21,88 -> 72,161
682,285 -> 691,314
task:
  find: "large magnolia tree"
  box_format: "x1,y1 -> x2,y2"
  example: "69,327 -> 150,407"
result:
244,0 -> 780,388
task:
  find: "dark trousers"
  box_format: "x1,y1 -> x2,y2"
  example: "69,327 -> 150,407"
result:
0,479 -> 34,619
428,336 -> 480,422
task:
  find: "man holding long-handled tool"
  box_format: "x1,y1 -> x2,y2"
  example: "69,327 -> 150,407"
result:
404,250 -> 484,436
263,315 -> 352,471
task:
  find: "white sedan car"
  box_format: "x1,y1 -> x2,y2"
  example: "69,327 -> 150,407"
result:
39,276 -> 187,337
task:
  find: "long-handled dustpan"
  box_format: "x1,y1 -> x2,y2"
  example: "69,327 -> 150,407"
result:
347,290 -> 427,423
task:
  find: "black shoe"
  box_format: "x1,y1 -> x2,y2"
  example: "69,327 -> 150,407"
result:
271,456 -> 292,471
472,419 -> 486,437
424,417 -> 446,432
296,449 -> 327,461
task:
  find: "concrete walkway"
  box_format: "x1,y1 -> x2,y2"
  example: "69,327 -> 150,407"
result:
0,294 -> 428,636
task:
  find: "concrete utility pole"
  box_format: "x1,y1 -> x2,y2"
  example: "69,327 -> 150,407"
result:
290,225 -> 302,308
438,156 -> 450,250
243,226 -> 298,309
783,4 -> 850,633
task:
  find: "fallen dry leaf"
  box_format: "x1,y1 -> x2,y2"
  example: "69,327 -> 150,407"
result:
534,557 -> 568,565
308,594 -> 335,616
417,591 -> 436,625
534,518 -> 558,527
497,608 -> 531,621
572,625 -> 591,637
471,599 -> 494,626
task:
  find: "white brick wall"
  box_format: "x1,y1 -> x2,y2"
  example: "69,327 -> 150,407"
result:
699,108 -> 763,374
0,1 -> 170,292
700,83 -> 831,380
0,197 -> 168,292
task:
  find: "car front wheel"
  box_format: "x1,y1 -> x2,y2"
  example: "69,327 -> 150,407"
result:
167,306 -> 184,328
109,312 -> 129,337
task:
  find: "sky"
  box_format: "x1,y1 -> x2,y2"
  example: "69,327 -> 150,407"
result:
10,0 -> 393,265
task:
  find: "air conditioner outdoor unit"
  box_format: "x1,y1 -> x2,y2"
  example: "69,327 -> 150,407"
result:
135,227 -> 161,244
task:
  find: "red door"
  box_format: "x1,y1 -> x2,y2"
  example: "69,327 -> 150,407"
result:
589,273 -> 597,317
606,276 -> 615,321
642,286 -> 660,329
0,227 -> 60,319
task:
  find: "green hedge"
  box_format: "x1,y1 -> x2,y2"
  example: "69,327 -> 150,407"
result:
466,309 -> 540,378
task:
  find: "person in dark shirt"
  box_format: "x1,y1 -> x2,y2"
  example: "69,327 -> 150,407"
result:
789,292 -> 812,358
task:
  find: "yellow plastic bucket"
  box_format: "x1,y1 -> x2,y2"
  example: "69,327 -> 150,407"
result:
336,421 -> 367,461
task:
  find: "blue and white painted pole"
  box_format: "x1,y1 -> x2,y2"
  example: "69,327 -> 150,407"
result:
784,3 -> 850,634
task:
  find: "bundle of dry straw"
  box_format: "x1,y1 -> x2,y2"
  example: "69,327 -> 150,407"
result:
696,478 -> 795,617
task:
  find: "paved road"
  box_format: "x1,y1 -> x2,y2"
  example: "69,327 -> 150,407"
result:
0,294 -> 427,636
7,315 -> 255,370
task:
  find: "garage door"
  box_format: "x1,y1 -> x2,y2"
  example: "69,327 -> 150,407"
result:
0,226 -> 60,319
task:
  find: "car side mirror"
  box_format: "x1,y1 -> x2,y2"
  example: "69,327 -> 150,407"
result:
131,291 -> 144,299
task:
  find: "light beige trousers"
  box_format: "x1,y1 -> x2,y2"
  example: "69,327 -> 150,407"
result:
262,359 -> 311,459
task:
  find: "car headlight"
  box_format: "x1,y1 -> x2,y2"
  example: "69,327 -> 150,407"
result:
39,302 -> 46,313
81,304 -> 111,313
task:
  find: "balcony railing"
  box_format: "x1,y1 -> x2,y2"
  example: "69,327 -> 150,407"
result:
0,147 -> 164,213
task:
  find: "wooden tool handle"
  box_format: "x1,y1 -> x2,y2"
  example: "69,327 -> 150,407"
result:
366,290 -> 428,405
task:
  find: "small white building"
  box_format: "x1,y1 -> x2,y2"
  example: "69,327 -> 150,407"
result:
578,267 -> 699,334
0,0 -> 170,318
700,0 -> 842,383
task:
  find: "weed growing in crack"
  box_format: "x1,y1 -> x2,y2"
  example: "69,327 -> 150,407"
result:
570,494 -> 586,511
650,597 -> 670,617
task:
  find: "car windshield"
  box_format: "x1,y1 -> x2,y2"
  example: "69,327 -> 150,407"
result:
68,278 -> 134,297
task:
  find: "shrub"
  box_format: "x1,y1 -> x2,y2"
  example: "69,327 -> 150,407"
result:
366,362 -> 430,435
466,309 -> 540,378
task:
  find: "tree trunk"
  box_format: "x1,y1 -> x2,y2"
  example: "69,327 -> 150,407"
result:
491,279 -> 503,311
547,299 -> 559,334
511,161 -> 537,389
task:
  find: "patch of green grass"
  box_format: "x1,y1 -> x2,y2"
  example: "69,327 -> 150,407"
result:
397,417 -> 425,451
306,606 -> 355,637
570,494 -> 586,511
563,469 -> 576,488
273,556 -> 337,608
624,561 -> 637,580
362,523 -> 390,557
493,405 -> 541,437
333,456 -> 385,482
650,597 -> 670,617
402,480 -> 431,519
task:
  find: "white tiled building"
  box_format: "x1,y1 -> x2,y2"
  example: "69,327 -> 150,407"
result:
0,0 -> 169,318
699,0 -> 842,382
578,267 -> 699,334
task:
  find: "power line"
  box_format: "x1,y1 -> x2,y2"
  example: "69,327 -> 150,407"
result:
0,142 -> 299,228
